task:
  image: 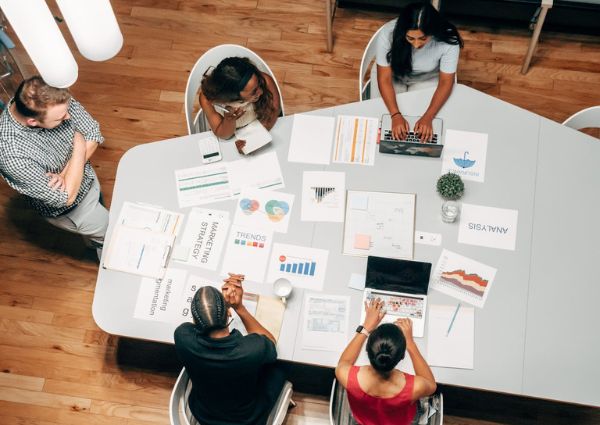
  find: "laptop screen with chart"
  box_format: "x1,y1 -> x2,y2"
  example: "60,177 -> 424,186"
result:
360,256 -> 432,337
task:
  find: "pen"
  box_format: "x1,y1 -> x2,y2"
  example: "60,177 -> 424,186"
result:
446,303 -> 461,337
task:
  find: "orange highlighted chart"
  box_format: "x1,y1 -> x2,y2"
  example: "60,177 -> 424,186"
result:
431,249 -> 497,308
332,115 -> 379,165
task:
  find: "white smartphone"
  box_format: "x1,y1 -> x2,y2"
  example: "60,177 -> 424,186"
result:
198,136 -> 222,164
212,103 -> 229,114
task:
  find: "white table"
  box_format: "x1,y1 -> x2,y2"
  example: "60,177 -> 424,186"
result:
93,84 -> 600,406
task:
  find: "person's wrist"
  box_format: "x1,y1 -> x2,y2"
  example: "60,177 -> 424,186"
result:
391,112 -> 402,119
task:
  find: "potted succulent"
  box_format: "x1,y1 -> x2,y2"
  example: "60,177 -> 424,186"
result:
436,172 -> 464,222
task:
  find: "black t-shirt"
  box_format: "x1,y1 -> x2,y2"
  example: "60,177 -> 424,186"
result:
174,323 -> 278,425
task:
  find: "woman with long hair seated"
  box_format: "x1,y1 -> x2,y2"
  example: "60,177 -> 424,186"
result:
200,56 -> 281,140
335,298 -> 437,425
372,2 -> 463,142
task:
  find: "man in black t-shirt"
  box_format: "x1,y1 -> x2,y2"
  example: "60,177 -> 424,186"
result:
174,273 -> 286,425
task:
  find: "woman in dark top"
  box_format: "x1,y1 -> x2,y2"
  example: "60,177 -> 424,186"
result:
174,273 -> 285,425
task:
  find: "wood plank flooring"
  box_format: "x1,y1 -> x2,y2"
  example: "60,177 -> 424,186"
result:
0,1 -> 599,424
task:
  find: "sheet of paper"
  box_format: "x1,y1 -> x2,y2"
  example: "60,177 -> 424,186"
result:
175,163 -> 232,208
227,151 -> 285,196
427,304 -> 475,369
234,188 -> 294,233
441,129 -> 488,182
235,120 -> 272,154
266,243 -> 329,291
348,273 -> 366,291
415,231 -> 442,246
117,202 -> 183,236
300,171 -> 346,222
343,190 -> 415,259
255,295 -> 286,341
430,249 -> 498,308
301,293 -> 350,351
176,208 -> 230,270
134,268 -> 188,322
288,114 -> 335,165
230,293 -> 259,335
103,226 -> 175,279
220,225 -> 273,282
458,204 -> 519,251
332,115 -> 378,165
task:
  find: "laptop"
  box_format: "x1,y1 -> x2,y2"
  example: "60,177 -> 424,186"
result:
379,114 -> 444,158
360,256 -> 432,338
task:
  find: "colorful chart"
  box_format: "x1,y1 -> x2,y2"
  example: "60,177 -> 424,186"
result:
278,255 -> 316,276
234,238 -> 265,248
440,269 -> 488,298
234,189 -> 294,233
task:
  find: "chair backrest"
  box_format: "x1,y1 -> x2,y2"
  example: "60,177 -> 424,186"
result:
562,106 -> 600,132
266,380 -> 294,425
169,368 -> 192,425
359,25 -> 386,101
329,378 -> 443,425
185,44 -> 285,134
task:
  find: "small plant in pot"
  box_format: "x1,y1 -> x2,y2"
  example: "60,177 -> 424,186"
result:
436,172 -> 464,222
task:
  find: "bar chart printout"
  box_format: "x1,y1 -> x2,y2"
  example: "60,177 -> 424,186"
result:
267,243 -> 329,291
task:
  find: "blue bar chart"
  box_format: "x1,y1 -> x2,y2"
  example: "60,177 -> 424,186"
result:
279,260 -> 316,276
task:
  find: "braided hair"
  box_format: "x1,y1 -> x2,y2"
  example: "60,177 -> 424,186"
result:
190,286 -> 229,335
366,323 -> 406,377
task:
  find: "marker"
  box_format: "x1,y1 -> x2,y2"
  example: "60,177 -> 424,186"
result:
446,303 -> 461,337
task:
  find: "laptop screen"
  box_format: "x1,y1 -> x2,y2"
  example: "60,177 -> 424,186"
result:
366,256 -> 432,295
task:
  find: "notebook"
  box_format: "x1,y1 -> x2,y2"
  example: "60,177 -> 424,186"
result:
379,114 -> 444,158
360,256 -> 432,338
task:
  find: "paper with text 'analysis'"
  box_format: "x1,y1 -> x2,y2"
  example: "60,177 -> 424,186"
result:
174,151 -> 285,208
332,115 -> 378,165
441,129 -> 488,183
301,293 -> 350,352
427,304 -> 475,370
430,249 -> 498,308
220,224 -> 273,283
266,243 -> 329,291
288,114 -> 335,165
458,204 -> 518,251
175,208 -> 230,270
300,171 -> 346,222
234,188 -> 295,234
343,190 -> 416,259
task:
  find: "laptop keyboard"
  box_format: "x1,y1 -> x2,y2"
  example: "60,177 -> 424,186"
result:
384,130 -> 438,144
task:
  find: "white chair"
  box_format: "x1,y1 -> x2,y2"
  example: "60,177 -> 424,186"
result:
562,106 -> 600,134
185,44 -> 285,135
358,25 -> 385,101
170,368 -> 294,425
329,378 -> 443,425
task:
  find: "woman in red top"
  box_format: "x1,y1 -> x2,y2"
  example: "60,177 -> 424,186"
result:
335,299 -> 437,425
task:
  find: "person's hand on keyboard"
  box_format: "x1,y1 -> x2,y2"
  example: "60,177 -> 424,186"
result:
414,115 -> 434,142
392,113 -> 410,140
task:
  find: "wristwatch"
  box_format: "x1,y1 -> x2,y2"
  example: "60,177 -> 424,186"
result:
356,325 -> 370,337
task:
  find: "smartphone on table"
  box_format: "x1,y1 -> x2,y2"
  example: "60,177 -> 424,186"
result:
198,135 -> 222,164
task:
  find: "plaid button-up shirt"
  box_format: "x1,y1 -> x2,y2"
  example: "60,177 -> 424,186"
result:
0,98 -> 104,217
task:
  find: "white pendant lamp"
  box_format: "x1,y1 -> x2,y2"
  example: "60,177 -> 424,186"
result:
56,0 -> 123,61
0,0 -> 78,88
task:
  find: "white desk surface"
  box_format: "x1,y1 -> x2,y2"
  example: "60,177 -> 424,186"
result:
93,84 -> 600,406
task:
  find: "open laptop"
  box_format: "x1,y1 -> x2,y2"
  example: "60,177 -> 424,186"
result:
360,256 -> 432,338
379,114 -> 444,158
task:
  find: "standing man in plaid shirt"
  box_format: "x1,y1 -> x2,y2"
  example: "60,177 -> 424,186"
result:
0,76 -> 108,258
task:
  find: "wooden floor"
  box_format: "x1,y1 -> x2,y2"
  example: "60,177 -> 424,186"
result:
0,1 -> 598,424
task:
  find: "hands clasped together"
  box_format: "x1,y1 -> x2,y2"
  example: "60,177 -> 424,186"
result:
221,272 -> 245,311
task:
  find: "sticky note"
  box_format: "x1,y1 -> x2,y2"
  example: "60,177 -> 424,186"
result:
354,234 -> 371,250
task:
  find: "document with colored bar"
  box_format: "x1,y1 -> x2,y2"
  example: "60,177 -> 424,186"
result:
332,115 -> 379,166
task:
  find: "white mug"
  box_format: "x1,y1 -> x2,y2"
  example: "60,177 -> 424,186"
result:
273,278 -> 292,305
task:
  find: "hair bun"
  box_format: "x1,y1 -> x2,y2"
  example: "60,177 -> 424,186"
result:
375,352 -> 392,367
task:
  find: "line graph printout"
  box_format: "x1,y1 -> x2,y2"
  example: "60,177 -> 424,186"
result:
430,249 -> 497,308
332,115 -> 378,165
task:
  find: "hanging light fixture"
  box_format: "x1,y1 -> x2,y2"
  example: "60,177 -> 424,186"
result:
56,0 -> 123,61
0,0 -> 78,88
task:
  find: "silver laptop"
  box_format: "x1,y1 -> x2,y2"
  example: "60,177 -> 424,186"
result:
379,114 -> 444,158
360,256 -> 432,338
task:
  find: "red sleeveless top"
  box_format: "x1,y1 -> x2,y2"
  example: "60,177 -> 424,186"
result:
346,366 -> 416,425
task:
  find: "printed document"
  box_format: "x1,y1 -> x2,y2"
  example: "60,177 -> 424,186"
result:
234,188 -> 295,233
288,114 -> 335,164
332,115 -> 378,165
301,171 -> 346,222
458,204 -> 518,251
343,190 -> 415,259
441,129 -> 488,182
266,243 -> 329,291
175,163 -> 232,208
430,249 -> 497,308
134,268 -> 188,322
227,151 -> 285,196
301,293 -> 349,351
220,224 -> 274,282
427,304 -> 474,369
117,202 -> 183,236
